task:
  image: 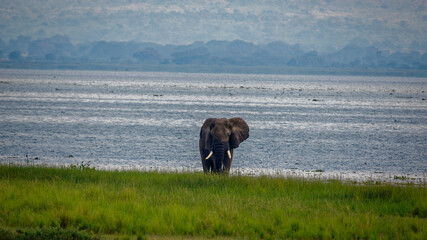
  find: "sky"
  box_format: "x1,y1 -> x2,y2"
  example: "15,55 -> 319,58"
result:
0,0 -> 426,52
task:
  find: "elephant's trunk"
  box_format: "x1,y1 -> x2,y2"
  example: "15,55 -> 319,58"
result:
211,140 -> 230,172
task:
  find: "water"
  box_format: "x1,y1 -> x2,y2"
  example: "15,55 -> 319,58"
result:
1,69 -> 426,182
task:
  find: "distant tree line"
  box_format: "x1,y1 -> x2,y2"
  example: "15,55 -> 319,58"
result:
1,35 -> 426,69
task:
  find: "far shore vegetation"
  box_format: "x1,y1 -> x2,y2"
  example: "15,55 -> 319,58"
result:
1,60 -> 427,77
0,165 -> 426,239
1,37 -> 427,77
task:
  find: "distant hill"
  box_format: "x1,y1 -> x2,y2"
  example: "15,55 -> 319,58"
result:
1,35 -> 426,71
1,1 -> 426,53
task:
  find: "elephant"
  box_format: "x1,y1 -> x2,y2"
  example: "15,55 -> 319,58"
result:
199,117 -> 249,173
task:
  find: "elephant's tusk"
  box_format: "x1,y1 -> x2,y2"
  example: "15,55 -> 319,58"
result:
227,150 -> 231,159
206,151 -> 213,160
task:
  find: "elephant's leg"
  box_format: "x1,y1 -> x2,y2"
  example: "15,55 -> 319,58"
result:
201,157 -> 212,173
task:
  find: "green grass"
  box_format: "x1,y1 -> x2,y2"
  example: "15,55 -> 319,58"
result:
0,165 -> 426,239
0,227 -> 96,240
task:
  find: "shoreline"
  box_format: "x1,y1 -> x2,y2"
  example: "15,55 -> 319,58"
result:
96,164 -> 427,185
2,62 -> 427,77
2,161 -> 425,185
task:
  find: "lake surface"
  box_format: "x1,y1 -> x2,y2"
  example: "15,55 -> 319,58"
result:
1,69 -> 426,182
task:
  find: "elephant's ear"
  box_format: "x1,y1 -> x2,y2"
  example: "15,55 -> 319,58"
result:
200,118 -> 216,150
229,117 -> 249,149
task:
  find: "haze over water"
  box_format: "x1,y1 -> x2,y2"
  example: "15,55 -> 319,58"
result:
0,69 -> 426,181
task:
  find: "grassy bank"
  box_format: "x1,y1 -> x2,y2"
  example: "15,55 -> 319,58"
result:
0,165 -> 426,239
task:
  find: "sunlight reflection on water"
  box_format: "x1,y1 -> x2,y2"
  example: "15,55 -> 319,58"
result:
1,69 -> 426,182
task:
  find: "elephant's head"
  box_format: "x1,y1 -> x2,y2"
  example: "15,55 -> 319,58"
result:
199,118 -> 249,173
